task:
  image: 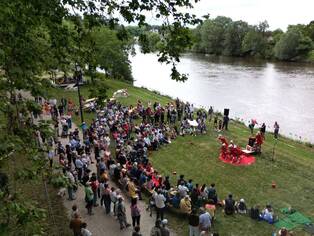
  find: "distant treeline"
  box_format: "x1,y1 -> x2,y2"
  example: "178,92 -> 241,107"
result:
127,17 -> 314,62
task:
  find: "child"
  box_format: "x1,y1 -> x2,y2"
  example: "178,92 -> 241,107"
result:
214,116 -> 218,130
218,120 -> 223,131
71,204 -> 79,219
81,222 -> 92,236
236,199 -> 247,214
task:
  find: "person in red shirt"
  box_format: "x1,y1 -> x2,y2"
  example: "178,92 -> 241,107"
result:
220,143 -> 228,159
218,134 -> 228,146
255,131 -> 263,153
90,173 -> 99,207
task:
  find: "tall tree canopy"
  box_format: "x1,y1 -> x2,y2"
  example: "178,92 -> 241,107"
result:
0,0 -> 202,234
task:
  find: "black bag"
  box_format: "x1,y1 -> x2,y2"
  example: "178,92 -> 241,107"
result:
250,207 -> 259,220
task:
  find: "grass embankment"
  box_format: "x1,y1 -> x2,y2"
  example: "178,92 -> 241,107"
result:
50,78 -> 314,236
47,79 -> 171,126
1,155 -> 72,236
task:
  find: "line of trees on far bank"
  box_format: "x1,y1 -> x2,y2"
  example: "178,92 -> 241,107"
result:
129,17 -> 314,62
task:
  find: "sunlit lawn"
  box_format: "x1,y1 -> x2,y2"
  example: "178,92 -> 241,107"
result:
150,121 -> 314,236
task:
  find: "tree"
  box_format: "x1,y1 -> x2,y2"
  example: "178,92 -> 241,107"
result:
305,21 -> 314,41
241,28 -> 268,57
274,28 -> 313,60
94,26 -> 132,81
0,0 -> 202,234
199,16 -> 233,55
139,31 -> 162,53
223,20 -> 249,56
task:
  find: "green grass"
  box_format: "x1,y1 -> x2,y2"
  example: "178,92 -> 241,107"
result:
50,78 -> 314,236
150,122 -> 314,236
47,78 -> 171,125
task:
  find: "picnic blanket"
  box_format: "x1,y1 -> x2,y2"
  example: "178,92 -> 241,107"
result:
274,218 -> 298,230
275,210 -> 312,230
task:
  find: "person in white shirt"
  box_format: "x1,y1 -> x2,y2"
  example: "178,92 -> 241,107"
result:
154,189 -> 166,220
144,136 -> 151,147
178,184 -> 189,198
75,156 -> 84,182
81,154 -> 90,168
81,222 -> 92,236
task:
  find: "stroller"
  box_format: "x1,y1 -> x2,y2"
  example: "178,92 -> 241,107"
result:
61,123 -> 69,138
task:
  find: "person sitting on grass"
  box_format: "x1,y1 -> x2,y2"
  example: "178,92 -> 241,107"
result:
260,204 -> 275,224
249,205 -> 260,220
224,194 -> 235,215
236,199 -> 247,214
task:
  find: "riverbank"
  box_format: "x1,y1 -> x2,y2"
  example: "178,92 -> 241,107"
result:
131,49 -> 314,143
49,78 -> 314,235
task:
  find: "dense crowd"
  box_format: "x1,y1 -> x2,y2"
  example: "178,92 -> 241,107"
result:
41,96 -> 289,236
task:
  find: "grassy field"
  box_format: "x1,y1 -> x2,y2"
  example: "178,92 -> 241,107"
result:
50,78 -> 314,236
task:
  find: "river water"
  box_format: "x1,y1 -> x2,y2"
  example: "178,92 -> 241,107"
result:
130,49 -> 314,143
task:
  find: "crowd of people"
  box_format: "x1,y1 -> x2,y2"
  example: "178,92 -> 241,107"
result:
40,95 -> 288,236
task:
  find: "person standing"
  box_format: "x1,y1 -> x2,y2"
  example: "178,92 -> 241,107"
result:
117,196 -> 131,230
101,183 -> 112,214
260,123 -> 266,138
274,122 -> 280,139
90,173 -> 99,207
84,182 -> 94,215
75,156 -> 84,182
222,115 -> 229,131
248,120 -> 255,135
150,220 -> 162,236
208,106 -> 213,122
199,208 -> 211,233
69,213 -> 82,236
66,167 -> 76,200
130,198 -> 141,228
188,209 -> 200,236
154,189 -> 166,220
161,219 -> 170,236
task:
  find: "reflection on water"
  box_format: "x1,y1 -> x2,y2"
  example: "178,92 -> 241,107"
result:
131,48 -> 314,142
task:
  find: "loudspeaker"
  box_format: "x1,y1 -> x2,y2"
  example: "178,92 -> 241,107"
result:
224,109 -> 229,117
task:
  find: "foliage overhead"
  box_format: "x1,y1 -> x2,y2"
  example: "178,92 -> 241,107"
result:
0,0 -> 203,234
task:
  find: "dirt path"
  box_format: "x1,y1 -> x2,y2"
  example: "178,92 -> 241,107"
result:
59,122 -> 175,236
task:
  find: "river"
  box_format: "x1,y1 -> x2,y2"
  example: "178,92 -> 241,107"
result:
130,48 -> 314,143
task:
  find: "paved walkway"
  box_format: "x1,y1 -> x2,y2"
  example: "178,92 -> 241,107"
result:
59,122 -> 175,236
